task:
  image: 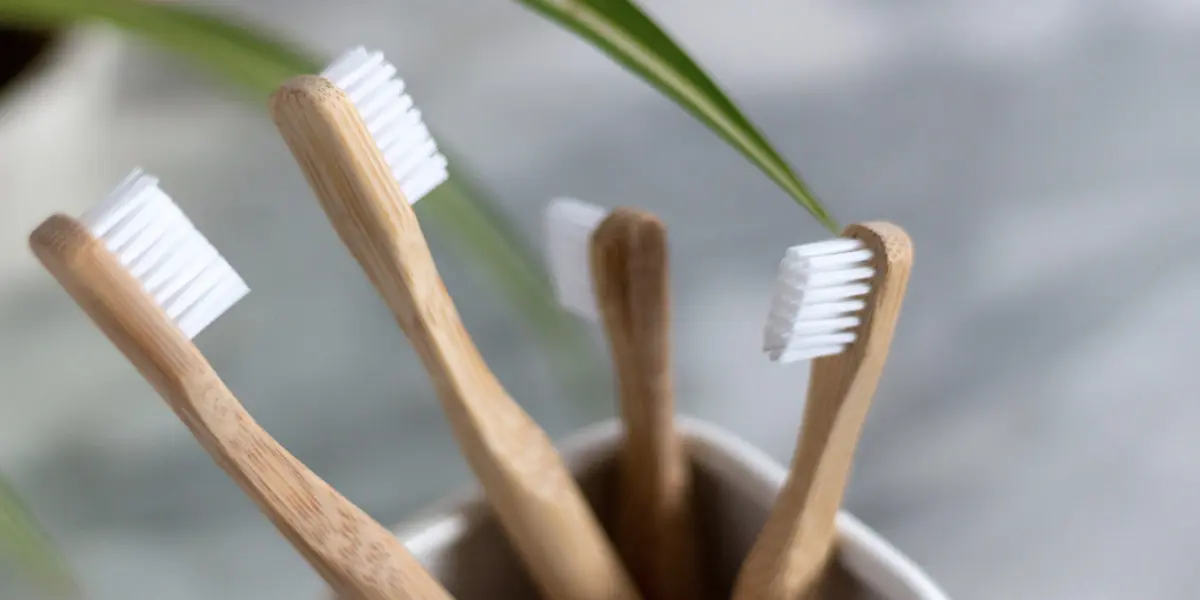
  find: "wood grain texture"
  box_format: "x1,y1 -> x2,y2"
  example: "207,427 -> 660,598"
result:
589,209 -> 702,600
28,215 -> 453,600
269,75 -> 641,600
731,222 -> 914,600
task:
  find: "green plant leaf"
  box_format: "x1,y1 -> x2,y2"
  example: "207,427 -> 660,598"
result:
0,475 -> 75,596
516,0 -> 839,233
0,0 -> 320,94
420,170 -> 611,421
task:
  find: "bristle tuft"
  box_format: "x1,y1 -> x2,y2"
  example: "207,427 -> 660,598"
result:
763,237 -> 874,363
323,46 -> 448,204
544,198 -> 609,320
81,168 -> 249,340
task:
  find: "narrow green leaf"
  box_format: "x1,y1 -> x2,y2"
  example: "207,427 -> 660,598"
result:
0,475 -> 76,596
0,0 -> 321,94
419,175 -> 610,419
516,0 -> 840,233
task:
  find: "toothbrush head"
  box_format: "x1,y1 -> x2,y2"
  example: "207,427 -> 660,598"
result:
763,238 -> 875,363
322,46 -> 449,204
544,197 -> 610,321
80,168 -> 249,339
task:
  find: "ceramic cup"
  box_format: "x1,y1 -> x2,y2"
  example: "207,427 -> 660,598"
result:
357,417 -> 949,600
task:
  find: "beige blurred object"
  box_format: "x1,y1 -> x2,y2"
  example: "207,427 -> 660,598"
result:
325,418 -> 949,600
0,25 -> 126,286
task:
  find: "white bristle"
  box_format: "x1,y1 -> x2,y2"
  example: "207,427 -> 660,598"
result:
322,46 -> 448,204
763,237 -> 874,363
544,198 -> 610,320
80,168 -> 249,340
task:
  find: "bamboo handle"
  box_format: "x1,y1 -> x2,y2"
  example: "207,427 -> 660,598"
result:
590,209 -> 702,600
731,222 -> 913,600
30,215 -> 454,600
270,75 -> 642,600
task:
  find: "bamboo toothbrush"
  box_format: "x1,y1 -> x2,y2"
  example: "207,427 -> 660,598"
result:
544,199 -> 701,600
29,169 -> 454,600
731,222 -> 913,600
270,48 -> 642,600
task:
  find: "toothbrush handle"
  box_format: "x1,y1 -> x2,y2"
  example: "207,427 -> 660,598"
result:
30,216 -> 454,600
731,222 -> 913,600
270,75 -> 642,600
590,209 -> 702,600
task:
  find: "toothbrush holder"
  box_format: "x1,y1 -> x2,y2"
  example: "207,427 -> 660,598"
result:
326,417 -> 950,600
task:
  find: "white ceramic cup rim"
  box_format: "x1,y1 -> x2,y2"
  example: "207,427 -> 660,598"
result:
396,417 -> 949,600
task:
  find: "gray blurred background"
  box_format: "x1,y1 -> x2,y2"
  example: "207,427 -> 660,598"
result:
2,0 -> 1199,598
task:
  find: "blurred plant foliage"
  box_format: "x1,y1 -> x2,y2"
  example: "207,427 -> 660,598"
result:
0,0 -> 837,593
0,476 -> 75,596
